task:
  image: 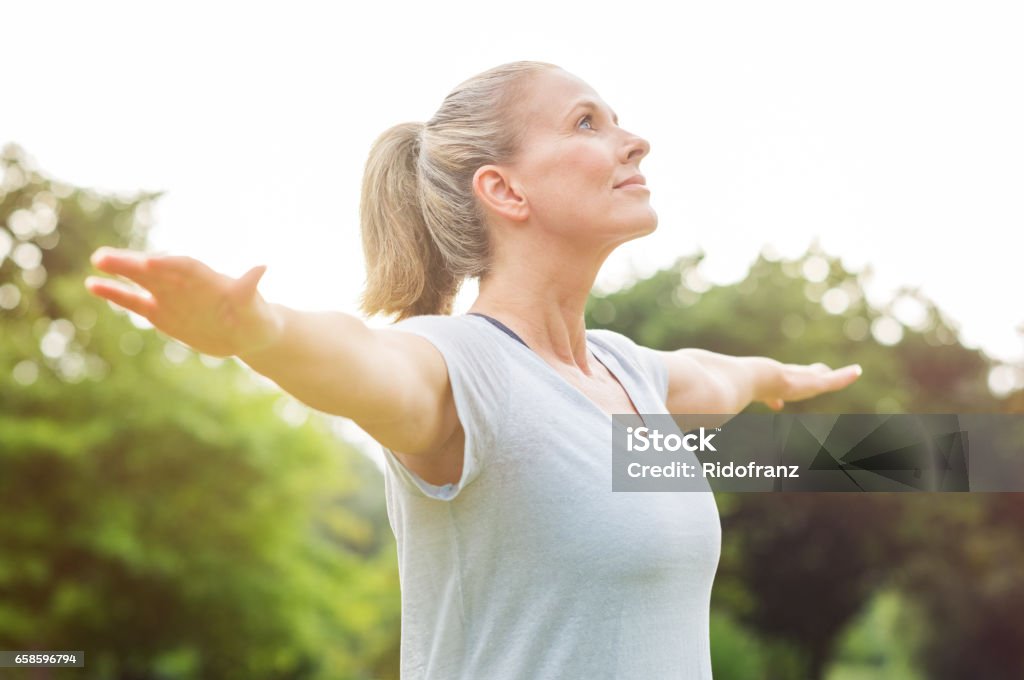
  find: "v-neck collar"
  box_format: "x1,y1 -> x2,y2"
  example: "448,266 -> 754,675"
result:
464,314 -> 652,429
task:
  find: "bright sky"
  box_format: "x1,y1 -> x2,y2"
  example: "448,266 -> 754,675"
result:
6,2 -> 1023,381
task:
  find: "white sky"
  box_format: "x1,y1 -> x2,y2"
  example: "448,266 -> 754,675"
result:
5,1 -> 1023,371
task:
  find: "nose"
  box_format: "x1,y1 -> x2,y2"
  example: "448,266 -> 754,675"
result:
620,128 -> 650,163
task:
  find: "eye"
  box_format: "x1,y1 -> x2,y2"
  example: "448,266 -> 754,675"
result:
578,114 -> 595,130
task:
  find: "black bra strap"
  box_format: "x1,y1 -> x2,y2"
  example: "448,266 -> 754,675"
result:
467,312 -> 530,350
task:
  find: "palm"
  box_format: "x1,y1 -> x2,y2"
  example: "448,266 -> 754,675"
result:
763,362 -> 862,411
85,247 -> 274,358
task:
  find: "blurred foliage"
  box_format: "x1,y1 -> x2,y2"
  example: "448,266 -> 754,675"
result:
3,139 -> 1023,679
825,588 -> 926,680
0,144 -> 400,679
708,610 -> 769,678
587,248 -> 1024,679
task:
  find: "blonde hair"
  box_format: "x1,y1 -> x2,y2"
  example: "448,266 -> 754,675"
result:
358,60 -> 560,321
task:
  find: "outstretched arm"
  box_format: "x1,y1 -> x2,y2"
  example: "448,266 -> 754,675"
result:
651,347 -> 861,423
84,247 -> 458,455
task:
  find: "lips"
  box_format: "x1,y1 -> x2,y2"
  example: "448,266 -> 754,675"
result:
614,174 -> 646,188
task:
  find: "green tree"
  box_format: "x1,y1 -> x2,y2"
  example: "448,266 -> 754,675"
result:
0,144 -> 400,679
587,247 -> 1023,679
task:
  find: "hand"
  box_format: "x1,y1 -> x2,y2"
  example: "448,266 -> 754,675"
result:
85,247 -> 283,358
759,361 -> 863,411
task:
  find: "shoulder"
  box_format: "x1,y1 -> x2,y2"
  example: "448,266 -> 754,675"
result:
390,313 -> 479,333
587,327 -> 660,377
387,314 -> 495,350
588,327 -> 671,403
387,313 -> 510,395
587,327 -> 646,361
587,326 -> 633,347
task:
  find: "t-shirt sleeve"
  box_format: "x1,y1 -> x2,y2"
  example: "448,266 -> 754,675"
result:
633,343 -> 669,406
588,328 -> 670,406
377,315 -> 510,501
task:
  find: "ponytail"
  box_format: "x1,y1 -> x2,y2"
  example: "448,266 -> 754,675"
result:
358,122 -> 459,320
358,61 -> 560,321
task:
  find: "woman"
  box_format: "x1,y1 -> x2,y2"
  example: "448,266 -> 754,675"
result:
86,61 -> 861,679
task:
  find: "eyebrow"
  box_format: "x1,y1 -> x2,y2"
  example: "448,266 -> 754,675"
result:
565,99 -> 619,126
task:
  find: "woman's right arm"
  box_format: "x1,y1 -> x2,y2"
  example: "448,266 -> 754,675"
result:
236,304 -> 460,456
85,247 -> 457,457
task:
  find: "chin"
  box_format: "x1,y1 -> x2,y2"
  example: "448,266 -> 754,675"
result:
619,219 -> 658,244
601,210 -> 658,243
637,212 -> 659,235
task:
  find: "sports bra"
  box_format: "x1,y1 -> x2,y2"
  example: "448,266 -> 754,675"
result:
466,312 -> 529,348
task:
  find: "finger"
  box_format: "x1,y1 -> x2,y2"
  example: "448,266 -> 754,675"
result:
824,364 -> 862,390
85,276 -> 158,318
840,364 -> 862,378
148,254 -> 207,276
235,265 -> 267,300
90,247 -> 159,285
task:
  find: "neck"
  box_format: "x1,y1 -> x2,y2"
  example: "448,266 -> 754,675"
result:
468,237 -> 612,376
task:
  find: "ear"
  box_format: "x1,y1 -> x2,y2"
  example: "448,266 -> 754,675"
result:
473,165 -> 529,222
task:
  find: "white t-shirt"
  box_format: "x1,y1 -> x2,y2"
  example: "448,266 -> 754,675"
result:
380,313 -> 722,679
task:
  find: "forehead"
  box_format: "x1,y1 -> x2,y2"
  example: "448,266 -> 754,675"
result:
519,69 -> 613,123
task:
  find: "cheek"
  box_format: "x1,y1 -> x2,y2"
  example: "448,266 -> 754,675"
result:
570,147 -> 612,185
523,145 -> 613,220
548,142 -> 609,182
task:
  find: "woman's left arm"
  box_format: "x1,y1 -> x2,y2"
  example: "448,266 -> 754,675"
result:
653,347 -> 862,417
